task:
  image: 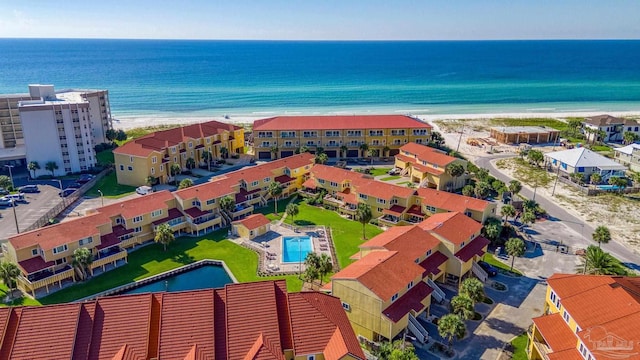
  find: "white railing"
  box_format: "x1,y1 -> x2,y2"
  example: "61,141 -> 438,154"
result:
427,278 -> 446,303
407,314 -> 429,343
472,262 -> 488,283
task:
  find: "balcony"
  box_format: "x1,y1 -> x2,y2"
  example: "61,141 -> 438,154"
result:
532,340 -> 552,359
91,249 -> 128,273
231,204 -> 254,219
17,266 -> 76,297
378,214 -> 401,226
323,194 -> 344,207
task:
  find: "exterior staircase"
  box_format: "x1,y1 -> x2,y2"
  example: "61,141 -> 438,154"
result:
407,314 -> 429,344
427,278 -> 446,304
472,262 -> 489,283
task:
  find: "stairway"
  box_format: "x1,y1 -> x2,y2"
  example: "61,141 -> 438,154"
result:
472,262 -> 488,283
427,278 -> 446,303
407,314 -> 429,344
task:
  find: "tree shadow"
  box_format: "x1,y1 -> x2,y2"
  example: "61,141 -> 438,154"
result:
294,220 -> 316,226
172,252 -> 195,265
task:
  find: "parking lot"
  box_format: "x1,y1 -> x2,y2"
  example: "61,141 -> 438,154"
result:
0,184 -> 67,240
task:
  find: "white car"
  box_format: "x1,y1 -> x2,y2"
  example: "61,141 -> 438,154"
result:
136,186 -> 153,195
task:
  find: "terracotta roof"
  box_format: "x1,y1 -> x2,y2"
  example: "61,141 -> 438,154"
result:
532,313 -> 578,352
302,178 -> 316,189
419,251 -> 448,276
406,204 -> 425,217
114,120 -> 241,157
399,142 -> 459,167
174,176 -> 237,203
17,256 -> 55,274
418,212 -> 483,245
275,174 -> 295,184
151,208 -> 184,226
253,115 -> 431,131
547,273 -> 620,299
361,226 -> 440,263
417,187 -> 491,213
184,207 -> 210,219
383,205 -> 406,215
546,348 -> 583,360
8,212 -> 107,251
233,213 -> 271,231
454,236 -> 490,262
97,190 -> 175,220
331,251 -> 424,301
97,233 -> 121,250
382,281 -> 433,322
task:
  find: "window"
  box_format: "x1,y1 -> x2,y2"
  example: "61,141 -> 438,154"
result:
116,217 -> 124,224
151,168 -> 155,175
318,179 -> 325,184
347,130 -> 362,137
79,237 -> 93,246
251,180 -> 259,187
391,293 -> 399,302
53,244 -> 68,254
460,242 -> 465,247
369,130 -> 383,136
302,131 -> 317,138
425,205 -> 436,212
188,142 -> 193,148
264,177 -> 271,183
250,230 -> 254,236
151,209 -> 163,217
330,181 -> 338,187
413,129 -> 428,135
193,200 -> 201,207
207,138 -> 211,143
307,356 -> 315,360
32,248 -> 38,256
55,258 -> 67,265
377,198 -> 386,204
152,156 -> 157,164
391,129 -> 406,136
134,226 -> 142,233
325,130 -> 340,137
128,166 -> 133,171
341,302 -> 351,311
119,165 -> 124,171
407,281 -> 413,289
172,147 -> 177,153
281,131 -> 296,138
206,199 -> 216,205
426,249 -> 432,257
563,310 -> 570,323
130,156 -> 134,163
160,164 -> 164,171
133,215 -> 143,223
261,141 -> 271,147
415,258 -> 420,263
359,193 -> 368,200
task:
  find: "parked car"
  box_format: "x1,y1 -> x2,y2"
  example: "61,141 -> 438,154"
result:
5,193 -> 26,203
69,182 -> 83,189
0,197 -> 14,207
136,186 -> 153,195
18,185 -> 39,193
0,188 -> 8,195
59,188 -> 77,197
478,261 -> 498,277
388,168 -> 401,175
77,174 -> 95,184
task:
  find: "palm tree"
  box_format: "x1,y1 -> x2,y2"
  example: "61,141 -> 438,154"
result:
185,157 -> 196,171
505,237 -> 526,271
219,196 -> 235,224
500,204 -> 516,225
578,245 -> 627,275
597,130 -> 607,145
154,223 -> 175,251
268,181 -> 283,215
286,203 -> 299,225
170,163 -> 182,186
0,261 -> 20,299
483,218 -> 502,243
339,145 -> 348,158
527,150 -> 544,167
27,161 -> 40,179
590,173 -> 602,185
356,203 -> 372,240
317,253 -> 333,285
382,145 -> 391,158
178,178 -> 194,189
270,145 -> 279,160
45,161 -> 58,177
220,146 -> 229,159
623,131 -> 638,145
145,176 -> 156,187
299,145 -> 309,154
438,314 -> 466,351
72,247 -> 94,281
608,176 -> 628,194
315,152 -> 328,164
202,150 -> 212,171
521,210 -> 537,228
359,143 -> 369,158
592,225 -> 611,248
450,294 -> 474,320
0,176 -> 10,190
460,277 -> 485,305
508,180 -> 522,195
462,185 -> 474,197
446,162 -> 465,179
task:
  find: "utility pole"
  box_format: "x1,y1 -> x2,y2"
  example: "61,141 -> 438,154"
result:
551,164 -> 562,196
11,199 -> 19,234
4,165 -> 14,190
456,123 -> 465,152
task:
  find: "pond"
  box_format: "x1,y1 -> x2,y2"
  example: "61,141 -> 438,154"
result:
122,264 -> 233,294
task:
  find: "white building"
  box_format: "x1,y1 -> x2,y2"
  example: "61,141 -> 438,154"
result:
0,85 -> 112,167
19,85 -> 111,176
582,114 -> 640,143
544,147 -> 626,183
614,143 -> 640,172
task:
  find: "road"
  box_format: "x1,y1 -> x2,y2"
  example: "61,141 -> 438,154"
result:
475,154 -> 640,268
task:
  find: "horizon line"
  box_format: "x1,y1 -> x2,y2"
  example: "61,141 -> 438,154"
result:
1,37 -> 640,42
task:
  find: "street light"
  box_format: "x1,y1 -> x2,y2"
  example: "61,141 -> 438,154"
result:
97,189 -> 104,207
4,165 -> 14,190
11,198 -> 19,234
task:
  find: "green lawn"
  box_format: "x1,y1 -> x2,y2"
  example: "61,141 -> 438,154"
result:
39,229 -> 303,305
483,253 -> 523,276
85,172 -> 137,199
96,149 -> 114,166
380,176 -> 400,181
511,333 -> 529,360
489,118 -> 568,131
369,167 -> 392,177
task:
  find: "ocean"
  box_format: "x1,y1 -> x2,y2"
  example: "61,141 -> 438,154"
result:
1,39 -> 640,119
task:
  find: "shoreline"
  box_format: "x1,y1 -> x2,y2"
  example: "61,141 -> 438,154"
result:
112,110 -> 640,130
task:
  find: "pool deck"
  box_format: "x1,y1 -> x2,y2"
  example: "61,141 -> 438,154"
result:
233,223 -> 337,276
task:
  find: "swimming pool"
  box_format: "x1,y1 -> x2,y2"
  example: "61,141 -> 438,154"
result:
122,264 -> 233,294
597,185 -> 621,190
282,236 -> 313,263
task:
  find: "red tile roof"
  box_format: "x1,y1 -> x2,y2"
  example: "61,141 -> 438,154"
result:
546,348 -> 583,360
532,313 -> 578,352
361,226 -> 440,264
302,178 -> 316,189
383,205 -> 406,215
417,187 -> 491,213
151,208 -> 184,226
382,281 -> 433,322
114,120 -> 241,157
407,204 -> 425,217
97,233 -> 121,250
454,236 -> 490,262
418,212 -> 483,245
253,115 -> 431,131
184,207 -> 210,219
17,256 -> 55,274
233,213 -> 271,231
97,190 -> 175,220
275,174 -> 295,184
399,142 -> 459,167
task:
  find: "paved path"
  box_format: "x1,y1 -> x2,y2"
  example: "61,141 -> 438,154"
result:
475,154 -> 640,268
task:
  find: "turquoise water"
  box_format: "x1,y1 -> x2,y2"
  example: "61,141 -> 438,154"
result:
122,264 -> 232,294
1,39 -> 640,118
597,185 -> 621,190
282,236 -> 312,263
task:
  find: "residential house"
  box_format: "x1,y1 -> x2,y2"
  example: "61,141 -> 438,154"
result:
232,213 -> 271,240
490,126 -> 560,145
113,120 -> 245,186
303,164 -> 496,226
527,274 -> 640,360
582,114 -> 640,143
0,280 -> 365,360
614,143 -> 640,172
252,115 -> 432,160
326,212 -> 489,342
544,148 -> 626,183
394,142 -> 469,190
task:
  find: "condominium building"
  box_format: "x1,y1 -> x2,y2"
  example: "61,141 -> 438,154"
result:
325,212 -> 490,342
583,114 -> 640,143
0,280 -> 365,360
613,143 -> 640,172
113,120 -> 245,186
252,115 -> 432,160
394,142 -> 469,190
0,84 -> 112,169
3,154 -> 315,297
527,274 -> 640,360
302,164 -> 495,225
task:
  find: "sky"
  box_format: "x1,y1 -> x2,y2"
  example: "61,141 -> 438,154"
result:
0,0 -> 639,40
